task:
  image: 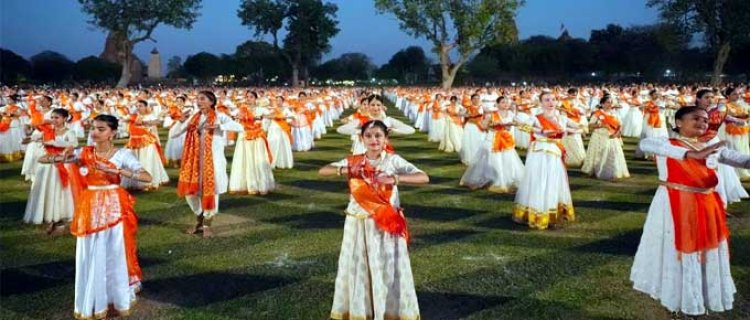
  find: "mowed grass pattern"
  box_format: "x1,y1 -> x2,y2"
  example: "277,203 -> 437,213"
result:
1,104 -> 749,320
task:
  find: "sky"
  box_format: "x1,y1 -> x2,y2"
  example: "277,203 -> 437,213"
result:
0,0 -> 659,68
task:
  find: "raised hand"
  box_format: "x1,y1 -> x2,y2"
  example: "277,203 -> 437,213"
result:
686,141 -> 727,160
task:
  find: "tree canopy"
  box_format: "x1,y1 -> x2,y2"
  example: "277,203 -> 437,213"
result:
375,0 -> 523,89
78,0 -> 202,87
648,0 -> 750,85
238,0 -> 339,86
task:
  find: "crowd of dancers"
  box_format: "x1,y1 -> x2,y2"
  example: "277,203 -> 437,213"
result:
1,83 -> 749,319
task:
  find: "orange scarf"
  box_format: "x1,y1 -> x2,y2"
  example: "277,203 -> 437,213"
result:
126,114 -> 166,164
353,111 -> 371,125
177,111 -> 217,210
240,108 -> 273,163
592,110 -> 621,135
273,110 -> 294,143
70,147 -> 142,284
534,114 -> 566,160
39,125 -> 71,187
347,154 -> 410,242
644,101 -> 662,128
490,113 -> 515,152
725,102 -> 750,135
665,139 -> 729,260
560,99 -> 581,122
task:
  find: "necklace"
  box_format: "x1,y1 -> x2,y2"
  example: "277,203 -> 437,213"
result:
95,144 -> 115,159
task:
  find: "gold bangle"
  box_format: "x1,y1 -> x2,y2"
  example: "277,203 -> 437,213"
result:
393,174 -> 399,186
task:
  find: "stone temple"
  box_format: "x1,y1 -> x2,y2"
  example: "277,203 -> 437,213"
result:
148,48 -> 162,79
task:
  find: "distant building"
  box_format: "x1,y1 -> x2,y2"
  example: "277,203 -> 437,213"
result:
148,48 -> 162,79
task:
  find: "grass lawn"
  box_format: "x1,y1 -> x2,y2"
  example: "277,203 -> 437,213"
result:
1,105 -> 748,320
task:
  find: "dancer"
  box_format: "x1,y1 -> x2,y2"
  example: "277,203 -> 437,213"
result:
23,108 -> 78,233
229,92 -> 275,195
630,106 -> 750,317
122,100 -> 169,190
722,86 -> 750,180
41,114 -> 152,319
439,96 -> 464,153
581,95 -> 630,180
173,91 -> 243,238
459,94 -> 486,165
513,92 -> 580,230
559,88 -> 587,167
460,96 -> 524,192
319,120 -> 428,320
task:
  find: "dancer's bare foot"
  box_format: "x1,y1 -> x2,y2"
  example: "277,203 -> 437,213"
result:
202,226 -> 213,238
185,224 -> 203,235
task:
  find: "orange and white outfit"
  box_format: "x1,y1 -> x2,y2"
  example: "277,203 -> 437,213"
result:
581,109 -> 630,180
631,137 -> 749,315
460,109 -> 524,192
70,147 -> 144,319
229,106 -> 275,195
23,124 -> 77,224
122,113 -> 169,190
636,100 -> 669,158
513,114 -> 578,229
173,109 -> 243,218
0,103 -> 24,162
722,100 -> 750,179
328,152 -> 422,320
459,103 -> 486,165
439,102 -> 464,153
559,97 -> 587,167
266,107 -> 295,169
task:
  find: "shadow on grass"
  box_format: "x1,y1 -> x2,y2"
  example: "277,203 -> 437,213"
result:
263,211 -> 343,230
417,291 -> 514,319
0,200 -> 26,219
143,272 -> 297,307
1,259 -> 74,296
407,205 -> 485,222
574,200 -> 650,213
284,179 -> 347,193
414,229 -> 481,247
569,230 -> 642,256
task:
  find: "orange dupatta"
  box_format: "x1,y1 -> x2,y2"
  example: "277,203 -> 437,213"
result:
126,114 -> 166,164
239,107 -> 273,163
644,101 -> 662,128
272,109 -> 294,143
724,102 -> 750,135
177,111 -> 217,210
665,139 -> 729,259
347,154 -> 410,242
592,110 -> 621,135
560,99 -> 581,122
489,112 -> 515,152
534,114 -> 566,160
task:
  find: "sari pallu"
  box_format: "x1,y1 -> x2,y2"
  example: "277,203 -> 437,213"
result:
346,154 -> 410,242
70,146 -> 142,285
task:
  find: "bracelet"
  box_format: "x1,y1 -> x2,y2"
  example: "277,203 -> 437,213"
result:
393,174 -> 399,186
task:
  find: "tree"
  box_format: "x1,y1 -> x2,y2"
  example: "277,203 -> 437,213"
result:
0,49 -> 32,84
375,0 -> 523,89
314,52 -> 375,81
30,51 -> 74,84
238,0 -> 340,86
234,40 -> 288,84
78,0 -> 201,87
379,46 -> 430,84
167,55 -> 183,78
73,56 -> 121,83
183,52 -> 222,82
649,0 -> 750,85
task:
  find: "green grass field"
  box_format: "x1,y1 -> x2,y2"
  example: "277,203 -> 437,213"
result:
1,106 -> 748,320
